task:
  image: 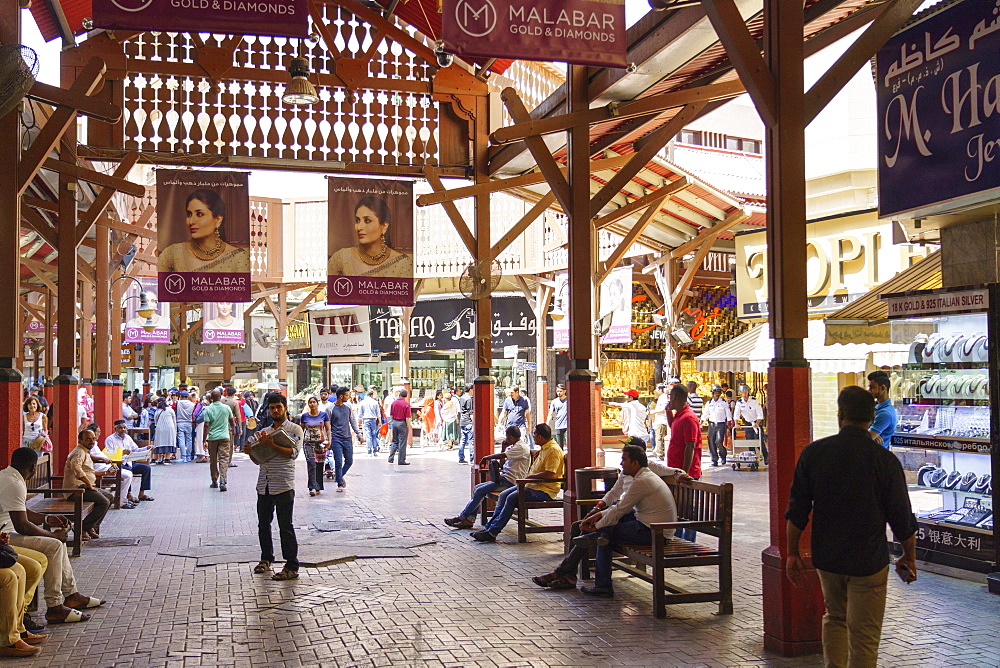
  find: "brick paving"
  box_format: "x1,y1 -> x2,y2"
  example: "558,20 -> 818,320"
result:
19,444 -> 1000,667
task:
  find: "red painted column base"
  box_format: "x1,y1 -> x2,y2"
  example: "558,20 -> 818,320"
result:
472,376 -> 495,464
93,377 -> 115,445
564,367 -> 597,534
52,374 -> 80,476
0,367 -> 24,469
762,363 -> 823,656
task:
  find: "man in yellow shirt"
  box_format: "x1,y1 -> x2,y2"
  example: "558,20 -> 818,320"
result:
471,423 -> 564,543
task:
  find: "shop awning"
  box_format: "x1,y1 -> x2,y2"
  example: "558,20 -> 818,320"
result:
824,250 -> 942,345
695,320 -> 908,374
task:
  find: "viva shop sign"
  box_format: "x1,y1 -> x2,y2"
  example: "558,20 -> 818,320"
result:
876,0 -> 1000,217
92,0 -> 308,38
443,0 -> 625,68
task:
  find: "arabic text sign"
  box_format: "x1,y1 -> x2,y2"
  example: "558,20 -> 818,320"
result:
876,1 -> 1000,217
310,307 -> 372,356
442,0 -> 626,68
368,297 -> 536,353
92,0 -> 308,38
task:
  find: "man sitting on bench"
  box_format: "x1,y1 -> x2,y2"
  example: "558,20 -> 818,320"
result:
444,426 -> 530,530
102,420 -> 155,504
532,443 -> 676,597
0,448 -> 103,624
471,423 -> 564,543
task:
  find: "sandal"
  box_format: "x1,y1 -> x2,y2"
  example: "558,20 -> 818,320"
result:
272,568 -> 298,581
546,575 -> 578,590
253,561 -> 272,574
79,533 -> 91,542
45,609 -> 89,624
309,490 -> 317,497
531,572 -> 560,588
66,595 -> 103,610
138,496 -> 155,501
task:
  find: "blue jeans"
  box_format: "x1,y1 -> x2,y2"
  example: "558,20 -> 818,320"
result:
484,486 -> 552,536
363,418 -> 380,455
594,514 -> 652,589
460,478 -> 513,521
176,423 -> 194,461
329,438 -> 354,487
458,424 -> 474,462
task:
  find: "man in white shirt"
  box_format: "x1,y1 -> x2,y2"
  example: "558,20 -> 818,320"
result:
704,386 -> 733,466
547,384 -> 569,448
609,389 -> 649,447
319,388 -> 333,412
532,443 -> 679,596
174,390 -> 196,463
87,423 -> 137,509
444,426 -> 531,529
733,385 -> 763,439
0,448 -> 102,624
649,384 -> 670,459
102,420 -> 155,503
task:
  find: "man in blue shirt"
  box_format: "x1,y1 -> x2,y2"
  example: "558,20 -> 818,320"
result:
324,387 -> 362,490
497,386 -> 531,430
548,384 -> 568,447
867,371 -> 896,449
357,389 -> 382,456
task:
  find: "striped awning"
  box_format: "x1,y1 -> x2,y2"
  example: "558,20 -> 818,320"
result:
695,320 -> 908,374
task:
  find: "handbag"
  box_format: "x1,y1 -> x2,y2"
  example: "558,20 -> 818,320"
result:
0,543 -> 17,569
488,459 -> 503,484
379,422 -> 389,437
28,433 -> 46,452
41,434 -> 53,453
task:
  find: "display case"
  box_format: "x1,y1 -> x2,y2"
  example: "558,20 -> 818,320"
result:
882,287 -> 997,578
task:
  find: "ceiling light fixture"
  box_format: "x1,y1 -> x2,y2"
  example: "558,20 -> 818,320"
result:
282,57 -> 320,106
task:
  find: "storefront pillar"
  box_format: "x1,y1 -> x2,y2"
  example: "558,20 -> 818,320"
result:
51,374 -> 79,475
93,223 -> 115,433
142,345 -> 150,394
93,377 -> 114,435
0,366 -> 22,466
277,292 -> 288,392
473,375 -> 494,461
222,344 -> 232,384
593,378 -> 604,467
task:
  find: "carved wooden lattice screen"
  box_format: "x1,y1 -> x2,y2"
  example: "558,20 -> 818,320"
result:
118,4 -> 442,170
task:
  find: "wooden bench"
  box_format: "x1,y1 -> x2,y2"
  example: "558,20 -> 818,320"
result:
24,453 -> 94,557
476,452 -> 567,543
580,478 -> 734,618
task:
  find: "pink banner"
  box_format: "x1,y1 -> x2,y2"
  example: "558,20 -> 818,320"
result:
443,0 -> 626,68
92,0 -> 308,38
201,302 -> 247,345
124,277 -> 171,344
327,177 -> 415,307
157,170 -> 251,302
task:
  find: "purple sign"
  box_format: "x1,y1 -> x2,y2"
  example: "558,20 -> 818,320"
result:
443,0 -> 626,68
124,277 -> 171,345
201,302 -> 247,345
157,170 -> 251,302
876,1 -> 1000,217
92,0 -> 308,39
327,177 -> 415,307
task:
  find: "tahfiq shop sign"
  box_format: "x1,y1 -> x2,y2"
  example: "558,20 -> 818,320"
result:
443,0 -> 626,67
876,0 -> 1000,218
92,0 -> 308,38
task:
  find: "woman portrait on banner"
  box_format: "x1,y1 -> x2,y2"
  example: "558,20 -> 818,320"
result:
203,302 -> 243,332
159,189 -> 249,273
327,196 -> 413,278
125,291 -> 167,330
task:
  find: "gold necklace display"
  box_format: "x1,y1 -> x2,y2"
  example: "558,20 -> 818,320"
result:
358,236 -> 389,265
190,235 -> 223,261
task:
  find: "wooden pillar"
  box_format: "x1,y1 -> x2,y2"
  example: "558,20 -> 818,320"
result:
176,303 -> 187,386
277,291 -> 288,392
0,0 -> 24,466
80,280 -> 94,383
142,343 -> 151,393
109,278 -> 124,378
760,0 -> 823,656
52,63 -> 81,475
399,306 -> 412,392
534,282 -> 549,424
43,290 -> 53,383
222,343 -> 232,384
473,94 -> 495,461
564,64 -> 597,509
93,224 -> 115,433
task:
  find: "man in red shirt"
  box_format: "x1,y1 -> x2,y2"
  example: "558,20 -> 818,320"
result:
388,389 -> 413,465
665,383 -> 702,541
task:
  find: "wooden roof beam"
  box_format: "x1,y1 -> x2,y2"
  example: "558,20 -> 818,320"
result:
76,151 -> 142,246
599,194 -> 668,283
501,89 -> 571,212
594,178 -> 688,230
424,167 -> 478,258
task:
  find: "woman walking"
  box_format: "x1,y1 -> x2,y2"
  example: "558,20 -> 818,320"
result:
300,396 -> 330,496
421,390 -> 441,450
21,396 -> 47,450
193,392 -> 209,463
152,398 -> 177,465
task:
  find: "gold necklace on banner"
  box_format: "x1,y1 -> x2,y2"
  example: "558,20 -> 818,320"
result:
358,239 -> 389,265
190,235 -> 223,261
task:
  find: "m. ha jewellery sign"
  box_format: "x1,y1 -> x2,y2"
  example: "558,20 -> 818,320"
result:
443,0 -> 626,68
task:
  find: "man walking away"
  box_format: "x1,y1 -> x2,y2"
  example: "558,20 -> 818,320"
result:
456,385 -> 475,464
202,390 -> 235,491
174,390 -> 195,462
786,386 -> 917,668
245,394 -> 303,581
685,381 -> 703,420
650,384 -> 669,459
358,389 -> 382,456
388,389 -> 412,465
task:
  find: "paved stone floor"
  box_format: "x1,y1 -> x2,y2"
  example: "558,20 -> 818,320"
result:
21,443 -> 1000,667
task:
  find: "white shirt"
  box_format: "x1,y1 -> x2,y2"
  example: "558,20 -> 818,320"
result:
595,467 -> 678,535
439,397 -> 460,423
614,400 -> 648,437
0,466 -> 28,532
651,393 -> 670,427
733,397 -> 763,425
500,439 -> 531,483
704,397 -> 733,423
601,460 -> 686,507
